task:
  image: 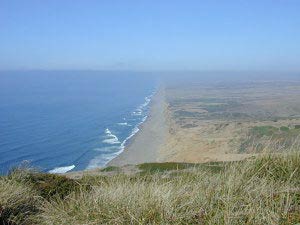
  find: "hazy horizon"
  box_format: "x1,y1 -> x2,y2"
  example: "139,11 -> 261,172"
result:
1,70 -> 299,85
1,0 -> 300,71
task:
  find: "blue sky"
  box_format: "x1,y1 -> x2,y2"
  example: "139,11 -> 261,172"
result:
0,0 -> 300,71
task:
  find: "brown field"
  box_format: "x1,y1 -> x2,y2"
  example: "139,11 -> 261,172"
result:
159,80 -> 300,163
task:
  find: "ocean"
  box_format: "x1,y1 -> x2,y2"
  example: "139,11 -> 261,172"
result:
0,71 -> 158,174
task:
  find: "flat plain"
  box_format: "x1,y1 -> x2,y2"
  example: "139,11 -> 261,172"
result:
159,80 -> 300,163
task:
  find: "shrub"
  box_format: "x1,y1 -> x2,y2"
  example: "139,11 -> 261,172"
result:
9,169 -> 80,200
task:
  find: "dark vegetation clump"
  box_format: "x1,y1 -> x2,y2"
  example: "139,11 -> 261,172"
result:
280,126 -> 290,132
250,125 -> 279,137
174,110 -> 203,118
138,161 -> 226,175
181,123 -> 198,128
0,174 -> 39,225
8,169 -> 80,200
100,166 -> 120,172
138,162 -> 192,173
24,173 -> 80,200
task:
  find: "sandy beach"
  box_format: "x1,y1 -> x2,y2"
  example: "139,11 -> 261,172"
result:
108,87 -> 167,166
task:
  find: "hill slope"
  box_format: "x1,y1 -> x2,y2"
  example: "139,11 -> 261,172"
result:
1,152 -> 300,224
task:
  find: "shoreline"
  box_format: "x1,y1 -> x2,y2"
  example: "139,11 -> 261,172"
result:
108,87 -> 167,166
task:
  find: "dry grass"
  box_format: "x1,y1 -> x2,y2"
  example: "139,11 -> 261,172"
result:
0,172 -> 39,224
35,152 -> 300,225
0,152 -> 299,224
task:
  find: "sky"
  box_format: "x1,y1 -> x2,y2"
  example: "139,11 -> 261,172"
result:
0,0 -> 300,71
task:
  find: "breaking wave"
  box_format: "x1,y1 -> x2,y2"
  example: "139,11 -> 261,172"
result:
87,91 -> 156,170
102,128 -> 120,144
132,93 -> 153,116
48,165 -> 75,174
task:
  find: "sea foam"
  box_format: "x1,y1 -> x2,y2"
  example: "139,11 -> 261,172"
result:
132,94 -> 153,116
87,91 -> 156,170
48,165 -> 75,174
102,128 -> 120,144
117,122 -> 131,126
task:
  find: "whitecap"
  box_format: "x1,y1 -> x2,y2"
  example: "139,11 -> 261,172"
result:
132,111 -> 142,116
102,138 -> 120,144
48,165 -> 75,174
103,128 -> 120,144
117,122 -> 131,126
105,128 -> 112,135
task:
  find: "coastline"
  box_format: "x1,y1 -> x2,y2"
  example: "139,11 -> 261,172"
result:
108,87 -> 167,166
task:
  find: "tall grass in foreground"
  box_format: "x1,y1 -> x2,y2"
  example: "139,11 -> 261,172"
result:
0,172 -> 39,224
1,152 -> 300,224
37,153 -> 300,225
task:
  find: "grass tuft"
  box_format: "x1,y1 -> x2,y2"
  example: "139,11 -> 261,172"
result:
0,173 -> 39,224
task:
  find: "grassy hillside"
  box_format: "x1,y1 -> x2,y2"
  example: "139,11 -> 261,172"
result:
240,125 -> 300,153
1,153 -> 300,225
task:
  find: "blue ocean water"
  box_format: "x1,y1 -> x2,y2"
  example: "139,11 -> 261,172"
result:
0,71 -> 157,174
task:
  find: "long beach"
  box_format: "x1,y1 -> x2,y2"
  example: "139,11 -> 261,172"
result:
108,87 -> 167,166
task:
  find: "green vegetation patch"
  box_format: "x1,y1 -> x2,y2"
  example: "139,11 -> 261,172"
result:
250,126 -> 279,137
280,126 -> 290,132
171,97 -> 247,120
138,162 -> 193,173
174,110 -> 203,118
100,166 -> 120,172
138,161 -> 226,175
